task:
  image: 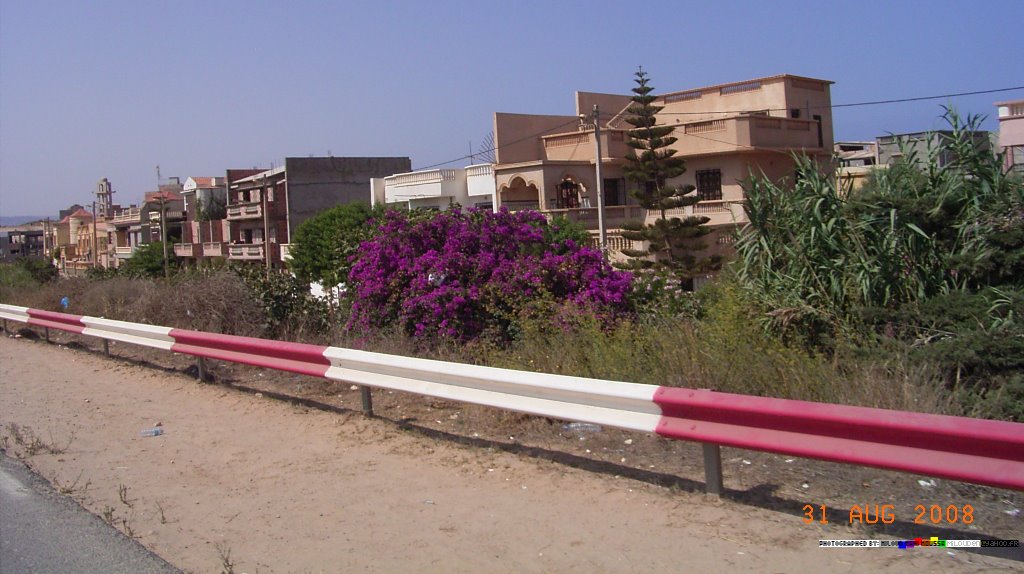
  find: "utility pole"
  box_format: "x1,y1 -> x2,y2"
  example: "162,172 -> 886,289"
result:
91,201 -> 99,267
160,195 -> 169,278
593,104 -> 607,259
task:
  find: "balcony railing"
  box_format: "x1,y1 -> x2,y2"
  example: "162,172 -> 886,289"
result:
202,242 -> 226,257
173,243 -> 194,257
115,246 -> 136,258
226,203 -> 263,220
645,200 -> 746,227
227,244 -> 265,260
465,164 -> 494,177
541,129 -> 629,162
502,200 -> 540,212
674,116 -> 821,156
111,208 -> 141,224
386,169 -> 459,186
544,205 -> 647,230
149,209 -> 185,222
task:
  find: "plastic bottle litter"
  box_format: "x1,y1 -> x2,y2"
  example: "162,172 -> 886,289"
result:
562,422 -> 603,433
140,428 -> 164,437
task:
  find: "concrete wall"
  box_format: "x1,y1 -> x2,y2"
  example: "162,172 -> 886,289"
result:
877,131 -> 990,167
575,91 -> 631,118
285,156 -> 411,238
493,113 -> 580,164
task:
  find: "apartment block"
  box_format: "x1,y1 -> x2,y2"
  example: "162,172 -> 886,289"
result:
176,176 -> 232,262
226,157 -> 411,268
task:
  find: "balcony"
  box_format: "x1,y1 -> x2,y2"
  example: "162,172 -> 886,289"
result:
226,203 -> 263,220
384,168 -> 462,202
150,209 -> 185,222
115,246 -> 136,259
674,116 -> 822,156
542,129 -> 629,162
544,205 -> 648,230
111,208 -> 141,225
202,242 -> 226,257
644,200 -> 746,227
465,164 -> 496,197
228,243 -> 265,260
173,243 -> 194,257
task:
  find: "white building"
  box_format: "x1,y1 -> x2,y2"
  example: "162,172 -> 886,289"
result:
372,164 -> 497,211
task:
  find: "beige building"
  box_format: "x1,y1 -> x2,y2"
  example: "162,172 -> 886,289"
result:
996,99 -> 1024,176
491,74 -> 835,253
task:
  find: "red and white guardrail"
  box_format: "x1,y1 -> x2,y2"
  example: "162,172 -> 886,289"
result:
2,303 -> 1022,493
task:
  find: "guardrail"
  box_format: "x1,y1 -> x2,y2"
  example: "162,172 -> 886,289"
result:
1,303 -> 1022,494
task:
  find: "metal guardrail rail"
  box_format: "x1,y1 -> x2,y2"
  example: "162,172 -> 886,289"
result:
2,303 -> 1022,494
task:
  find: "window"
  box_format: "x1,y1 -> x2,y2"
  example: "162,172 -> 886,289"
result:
696,169 -> 722,201
790,108 -> 801,119
604,179 -> 625,206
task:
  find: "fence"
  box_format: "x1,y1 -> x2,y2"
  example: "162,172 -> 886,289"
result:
1,303 -> 1022,494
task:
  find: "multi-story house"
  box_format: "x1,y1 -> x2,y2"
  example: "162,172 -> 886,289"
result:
876,129 -> 990,167
485,74 -> 834,252
55,208 -> 92,273
110,178 -> 185,264
996,99 -> 1024,176
372,164 -> 498,211
175,175 -> 234,263
1,225 -> 46,261
226,157 -> 411,269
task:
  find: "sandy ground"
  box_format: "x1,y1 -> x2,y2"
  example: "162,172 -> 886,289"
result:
0,334 -> 1020,573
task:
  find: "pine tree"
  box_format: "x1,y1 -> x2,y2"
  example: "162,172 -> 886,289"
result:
619,67 -> 716,279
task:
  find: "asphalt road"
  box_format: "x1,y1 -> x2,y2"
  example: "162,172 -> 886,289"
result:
0,452 -> 180,574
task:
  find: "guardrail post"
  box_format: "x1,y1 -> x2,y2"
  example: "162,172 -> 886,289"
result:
360,386 -> 373,416
2,319 -> 7,333
44,327 -> 50,343
197,357 -> 206,381
103,339 -> 110,357
702,443 -> 723,497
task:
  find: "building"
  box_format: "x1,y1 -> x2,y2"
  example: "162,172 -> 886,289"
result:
110,178 -> 185,265
835,141 -> 879,192
371,164 -> 498,211
1,225 -> 46,261
175,176 -> 232,263
876,130 -> 990,168
487,74 -> 834,253
54,208 -> 92,272
996,99 -> 1024,176
226,157 -> 411,268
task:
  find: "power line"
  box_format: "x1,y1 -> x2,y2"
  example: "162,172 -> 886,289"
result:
414,85 -> 1024,170
415,117 -> 582,171
653,86 -> 1024,116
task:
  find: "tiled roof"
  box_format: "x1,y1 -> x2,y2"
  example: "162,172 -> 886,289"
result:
145,190 -> 183,202
59,208 -> 93,223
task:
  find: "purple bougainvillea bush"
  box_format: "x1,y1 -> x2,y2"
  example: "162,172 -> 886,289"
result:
346,208 -> 633,340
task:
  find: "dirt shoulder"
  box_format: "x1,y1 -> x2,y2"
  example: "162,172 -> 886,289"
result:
0,333 -> 1020,573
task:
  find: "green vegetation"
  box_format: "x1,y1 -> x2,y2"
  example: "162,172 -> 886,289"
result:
734,109 -> 1023,420
121,242 -> 177,279
287,202 -> 375,289
2,111 -> 1019,422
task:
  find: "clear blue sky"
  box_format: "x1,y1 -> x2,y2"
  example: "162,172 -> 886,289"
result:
1,0 -> 1022,217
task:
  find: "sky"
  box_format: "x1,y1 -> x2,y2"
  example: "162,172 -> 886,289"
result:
1,0 -> 1022,217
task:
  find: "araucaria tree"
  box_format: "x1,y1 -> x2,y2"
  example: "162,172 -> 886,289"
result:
619,66 -> 716,279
